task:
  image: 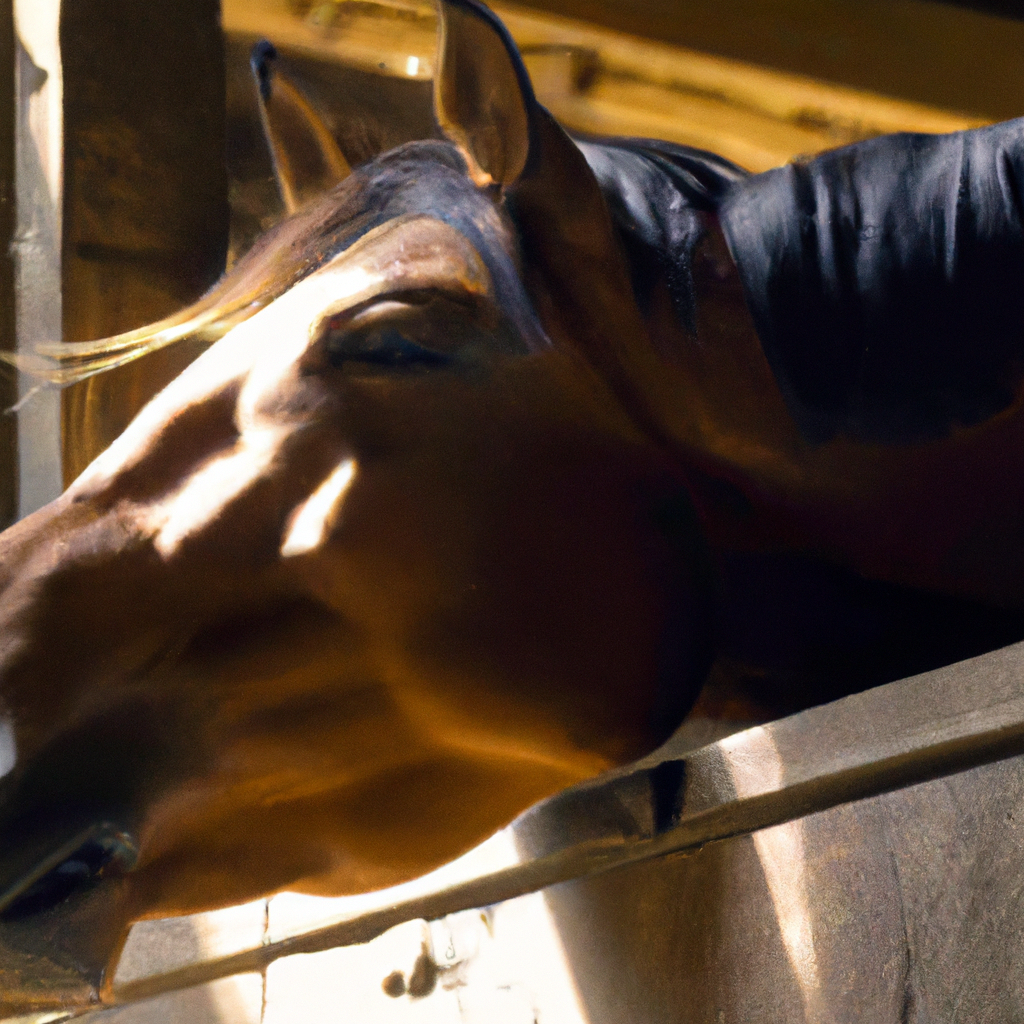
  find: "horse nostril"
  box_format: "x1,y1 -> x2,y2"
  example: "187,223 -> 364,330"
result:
0,826 -> 137,921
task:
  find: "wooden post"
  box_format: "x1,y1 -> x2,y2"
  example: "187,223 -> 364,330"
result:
60,0 -> 228,483
0,2 -> 16,527
12,0 -> 64,517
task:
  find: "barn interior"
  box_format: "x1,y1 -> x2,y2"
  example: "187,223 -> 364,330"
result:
3,1 -> 1024,1021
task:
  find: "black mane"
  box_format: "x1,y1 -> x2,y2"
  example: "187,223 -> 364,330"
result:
577,136 -> 747,333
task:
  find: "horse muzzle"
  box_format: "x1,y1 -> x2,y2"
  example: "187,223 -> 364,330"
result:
0,703 -> 196,1014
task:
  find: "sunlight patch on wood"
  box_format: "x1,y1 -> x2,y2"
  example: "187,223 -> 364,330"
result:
721,726 -> 822,1021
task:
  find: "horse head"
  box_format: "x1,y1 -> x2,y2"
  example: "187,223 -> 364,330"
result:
0,0 -> 716,1006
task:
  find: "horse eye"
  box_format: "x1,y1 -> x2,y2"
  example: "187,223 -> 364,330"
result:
326,324 -> 453,371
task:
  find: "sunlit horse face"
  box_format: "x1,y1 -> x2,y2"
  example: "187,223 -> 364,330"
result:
0,1 -> 711,999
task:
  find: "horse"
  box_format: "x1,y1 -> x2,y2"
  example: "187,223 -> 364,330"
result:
4,0 -> 1024,1013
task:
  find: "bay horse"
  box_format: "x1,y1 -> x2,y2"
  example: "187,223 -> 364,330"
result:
3,0 -> 1024,1011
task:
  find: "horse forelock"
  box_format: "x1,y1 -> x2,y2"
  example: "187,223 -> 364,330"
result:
227,139 -> 547,351
18,141 -> 550,388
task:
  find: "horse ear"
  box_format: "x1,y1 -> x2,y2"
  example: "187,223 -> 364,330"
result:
434,0 -> 655,413
433,0 -> 534,188
251,40 -> 351,214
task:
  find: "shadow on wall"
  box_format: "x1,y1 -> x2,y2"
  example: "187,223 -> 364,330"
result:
541,751 -> 1024,1023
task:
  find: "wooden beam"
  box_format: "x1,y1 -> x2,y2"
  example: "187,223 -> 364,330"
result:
506,0 -> 1024,122
224,0 -> 981,173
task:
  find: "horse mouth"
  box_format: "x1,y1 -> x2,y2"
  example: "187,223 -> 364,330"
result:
0,822 -> 139,1015
0,822 -> 136,922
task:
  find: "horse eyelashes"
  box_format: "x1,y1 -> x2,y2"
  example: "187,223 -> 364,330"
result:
313,285 -> 530,375
326,325 -> 455,370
